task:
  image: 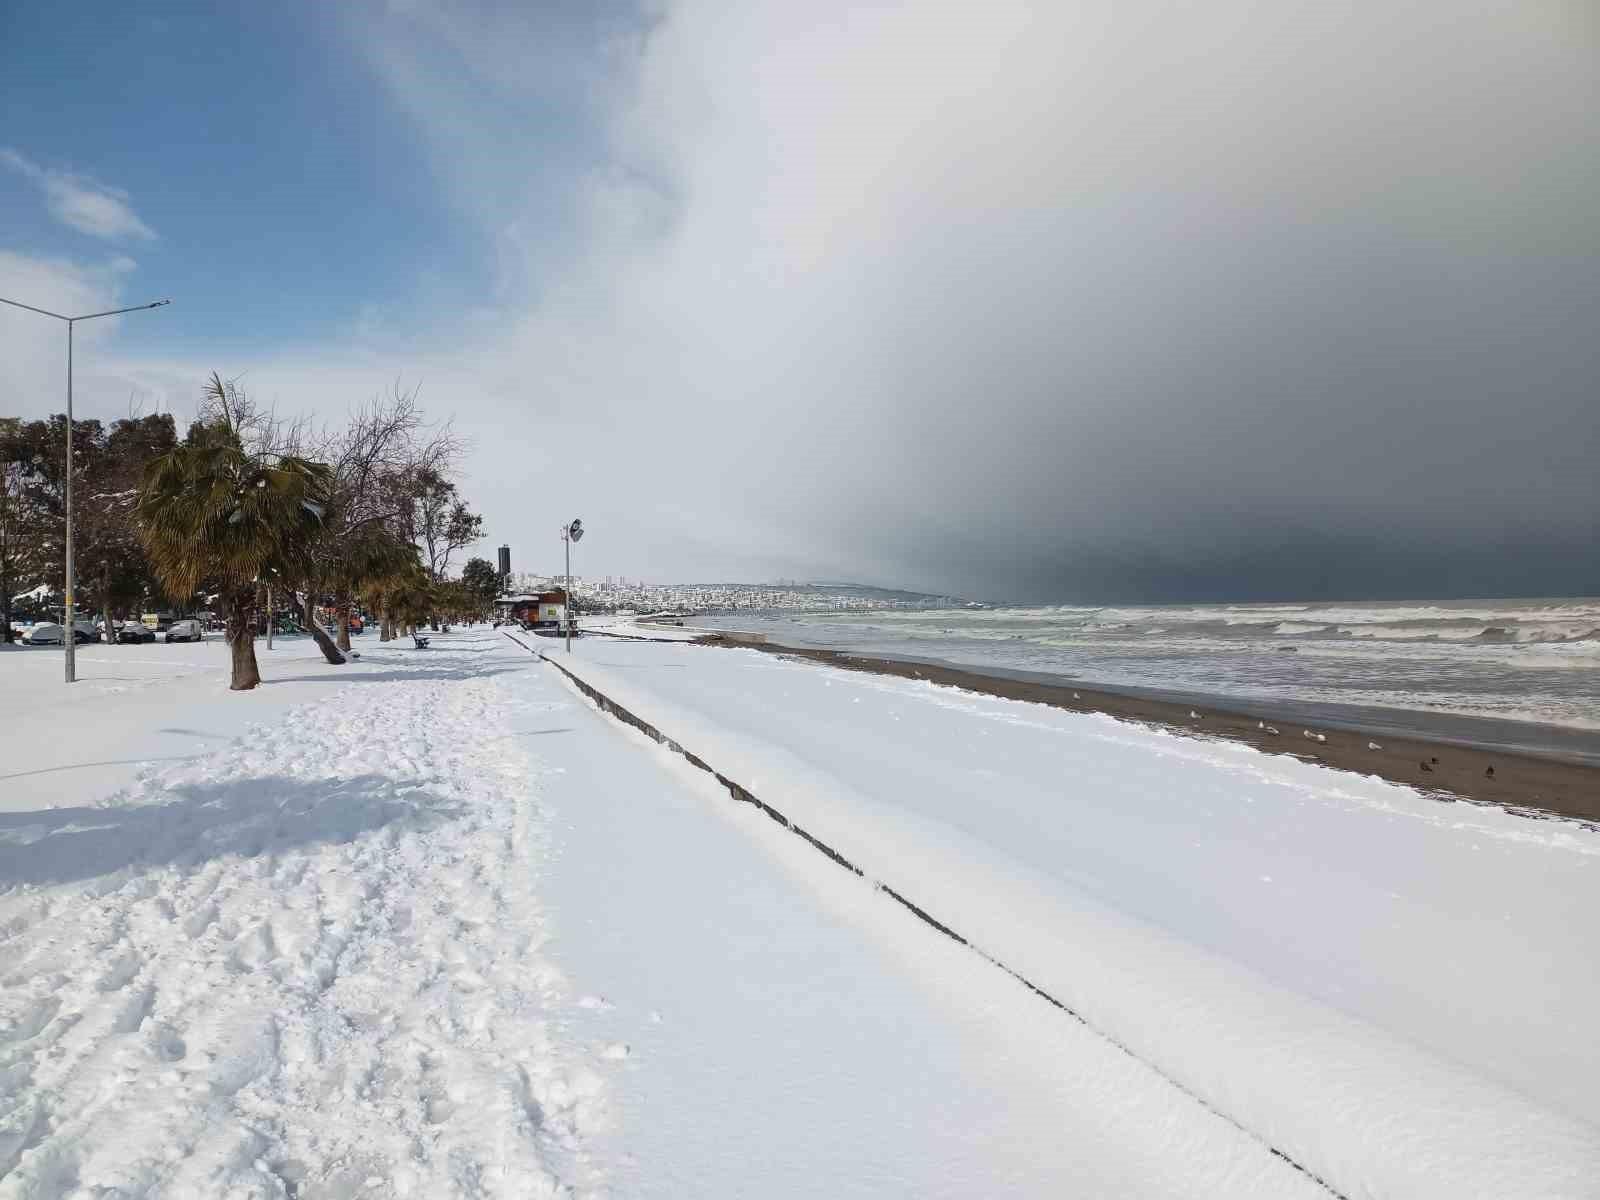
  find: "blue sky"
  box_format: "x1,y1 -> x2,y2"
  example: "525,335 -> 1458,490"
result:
0,3 -> 632,358
3,2 -> 1596,599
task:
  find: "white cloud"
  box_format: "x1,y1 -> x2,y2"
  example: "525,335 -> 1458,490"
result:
1,148 -> 157,241
0,250 -> 170,422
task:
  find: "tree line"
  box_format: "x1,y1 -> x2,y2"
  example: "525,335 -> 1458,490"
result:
3,374 -> 506,689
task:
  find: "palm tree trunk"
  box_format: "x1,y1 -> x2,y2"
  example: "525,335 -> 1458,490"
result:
301,590 -> 347,665
225,588 -> 261,691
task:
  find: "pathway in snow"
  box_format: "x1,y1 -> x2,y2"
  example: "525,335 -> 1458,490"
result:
0,639 -> 601,1198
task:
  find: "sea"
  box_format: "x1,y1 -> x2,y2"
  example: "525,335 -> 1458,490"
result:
683,597 -> 1600,763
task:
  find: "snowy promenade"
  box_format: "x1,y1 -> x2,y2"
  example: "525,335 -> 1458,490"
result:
545,634 -> 1600,1198
3,631 -> 1597,1197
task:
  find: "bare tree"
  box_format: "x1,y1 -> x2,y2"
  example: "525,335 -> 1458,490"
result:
305,382 -> 460,652
413,468 -> 483,582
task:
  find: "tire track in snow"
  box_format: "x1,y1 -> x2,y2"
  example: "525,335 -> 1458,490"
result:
0,641 -> 603,1198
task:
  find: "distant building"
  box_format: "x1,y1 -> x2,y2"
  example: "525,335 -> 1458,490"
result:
497,589 -> 568,630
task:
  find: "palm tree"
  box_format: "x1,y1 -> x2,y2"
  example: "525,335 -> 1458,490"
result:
362,557 -> 432,642
135,374 -> 332,690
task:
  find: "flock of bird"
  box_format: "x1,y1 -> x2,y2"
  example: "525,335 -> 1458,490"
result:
1071,691 -> 1499,784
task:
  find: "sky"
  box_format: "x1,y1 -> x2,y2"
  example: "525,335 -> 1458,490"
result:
2,1 -> 1597,604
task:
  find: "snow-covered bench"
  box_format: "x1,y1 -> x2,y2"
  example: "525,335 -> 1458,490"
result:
412,634 -> 430,649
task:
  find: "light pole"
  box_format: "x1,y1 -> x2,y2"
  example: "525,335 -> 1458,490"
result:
0,295 -> 171,682
561,517 -> 583,653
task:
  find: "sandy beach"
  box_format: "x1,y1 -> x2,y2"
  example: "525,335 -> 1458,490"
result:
696,632 -> 1600,825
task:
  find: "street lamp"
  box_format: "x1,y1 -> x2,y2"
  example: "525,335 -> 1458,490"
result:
0,294 -> 171,682
560,517 -> 583,653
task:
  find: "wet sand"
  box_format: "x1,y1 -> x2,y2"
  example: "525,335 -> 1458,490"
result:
695,632 -> 1600,826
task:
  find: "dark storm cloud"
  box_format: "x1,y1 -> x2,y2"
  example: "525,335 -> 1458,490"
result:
542,0 -> 1599,600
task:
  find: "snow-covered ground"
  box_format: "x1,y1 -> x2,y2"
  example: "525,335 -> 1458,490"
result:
5,630 -> 1598,1197
1,634 -> 607,1197
539,636 -> 1600,1199
0,634 -> 410,816
575,616 -> 704,643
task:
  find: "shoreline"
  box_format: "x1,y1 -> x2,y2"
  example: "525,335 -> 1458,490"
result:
695,632 -> 1600,825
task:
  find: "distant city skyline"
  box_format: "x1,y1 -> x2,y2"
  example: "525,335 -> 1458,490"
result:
3,2 -> 1596,603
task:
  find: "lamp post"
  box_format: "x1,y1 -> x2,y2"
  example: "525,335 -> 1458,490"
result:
561,517 -> 583,653
0,294 -> 171,683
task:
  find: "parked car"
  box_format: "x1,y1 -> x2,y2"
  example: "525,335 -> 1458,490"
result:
348,614 -> 364,634
115,622 -> 156,644
24,622 -> 91,644
164,619 -> 204,643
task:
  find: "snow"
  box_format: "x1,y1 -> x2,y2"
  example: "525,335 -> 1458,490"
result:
522,643 -> 1324,1197
1,635 -> 604,1197
575,615 -> 705,642
5,629 -> 1598,1197
0,635 -> 418,816
541,637 -> 1600,1200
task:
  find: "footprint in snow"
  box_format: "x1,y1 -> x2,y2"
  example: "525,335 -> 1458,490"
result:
600,1042 -> 630,1061
576,995 -> 614,1011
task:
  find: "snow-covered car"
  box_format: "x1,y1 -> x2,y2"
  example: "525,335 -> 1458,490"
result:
164,619 -> 204,643
115,622 -> 156,644
24,622 -> 65,644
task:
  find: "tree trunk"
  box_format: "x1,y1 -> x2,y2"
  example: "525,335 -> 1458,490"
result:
225,590 -> 261,691
336,589 -> 352,652
301,590 -> 347,665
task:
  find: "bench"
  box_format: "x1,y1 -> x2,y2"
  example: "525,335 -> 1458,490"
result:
412,635 -> 430,649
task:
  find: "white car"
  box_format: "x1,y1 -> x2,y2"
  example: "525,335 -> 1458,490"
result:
164,619 -> 204,643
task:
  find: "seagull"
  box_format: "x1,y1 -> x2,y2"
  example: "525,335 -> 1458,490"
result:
1420,761 -> 1434,773
1072,692 -> 1081,700
1189,710 -> 1201,720
1367,741 -> 1382,751
1485,765 -> 1495,779
1264,725 -> 1280,736
1303,730 -> 1327,743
